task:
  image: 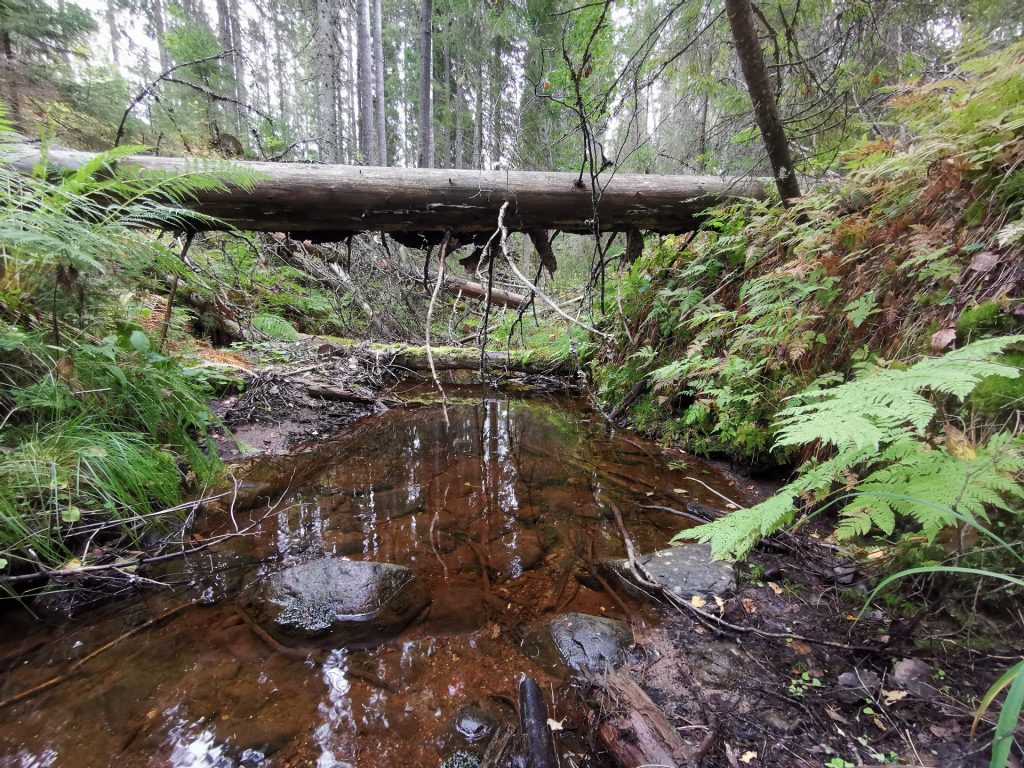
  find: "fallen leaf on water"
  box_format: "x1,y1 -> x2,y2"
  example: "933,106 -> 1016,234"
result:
691,595 -> 707,608
882,689 -> 908,705
740,750 -> 757,764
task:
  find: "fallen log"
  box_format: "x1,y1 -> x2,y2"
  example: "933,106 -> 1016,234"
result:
6,142 -> 768,236
594,667 -> 694,768
327,342 -> 574,376
306,385 -> 402,407
445,276 -> 526,308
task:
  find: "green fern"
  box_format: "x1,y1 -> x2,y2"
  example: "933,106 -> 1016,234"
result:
776,336 -> 1024,451
680,338 -> 1024,559
252,312 -> 300,341
840,433 -> 1024,540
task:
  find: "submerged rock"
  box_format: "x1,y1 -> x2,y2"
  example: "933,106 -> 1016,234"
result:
244,557 -> 428,648
603,544 -> 734,600
440,698 -> 516,762
525,612 -> 633,675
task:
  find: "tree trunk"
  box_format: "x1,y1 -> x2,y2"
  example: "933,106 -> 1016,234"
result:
723,0 -> 800,201
416,0 -> 433,168
8,142 -> 768,236
150,0 -> 171,72
473,58 -> 484,169
106,0 -> 121,65
357,0 -> 375,163
314,0 -> 340,163
372,0 -> 387,164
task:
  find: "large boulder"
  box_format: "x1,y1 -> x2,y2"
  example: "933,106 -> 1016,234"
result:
243,558 -> 428,648
603,544 -> 734,601
524,613 -> 633,675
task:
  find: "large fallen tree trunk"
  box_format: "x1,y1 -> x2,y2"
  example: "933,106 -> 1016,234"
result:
6,142 -> 767,235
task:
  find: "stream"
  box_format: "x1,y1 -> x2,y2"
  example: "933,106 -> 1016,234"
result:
0,386 -> 754,768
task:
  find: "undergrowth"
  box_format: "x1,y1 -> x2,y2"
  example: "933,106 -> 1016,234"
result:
598,41 -> 1024,470
0,112 -> 260,578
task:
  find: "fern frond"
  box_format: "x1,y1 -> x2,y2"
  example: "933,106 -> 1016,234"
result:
675,491 -> 799,560
775,336 -> 1024,451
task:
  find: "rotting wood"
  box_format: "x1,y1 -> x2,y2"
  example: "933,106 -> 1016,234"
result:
592,667 -> 694,768
305,385 -> 403,406
6,142 -> 768,236
443,276 -> 526,308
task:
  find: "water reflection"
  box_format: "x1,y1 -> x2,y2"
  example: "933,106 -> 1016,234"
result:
0,392 -> 754,768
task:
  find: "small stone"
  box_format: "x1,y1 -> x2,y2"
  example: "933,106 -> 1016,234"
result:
758,707 -> 802,734
835,669 -> 881,704
892,658 -> 935,697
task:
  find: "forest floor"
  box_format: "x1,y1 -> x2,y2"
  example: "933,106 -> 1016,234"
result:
197,339 -> 1005,768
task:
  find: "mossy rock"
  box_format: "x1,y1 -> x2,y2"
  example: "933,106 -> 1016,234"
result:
970,351 -> 1024,421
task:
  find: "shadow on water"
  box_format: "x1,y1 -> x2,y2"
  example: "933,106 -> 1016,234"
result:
0,386 -> 753,768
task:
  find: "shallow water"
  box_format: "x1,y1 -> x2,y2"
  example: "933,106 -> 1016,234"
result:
0,389 -> 752,768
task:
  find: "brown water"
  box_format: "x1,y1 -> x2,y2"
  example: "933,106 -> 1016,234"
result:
0,389 -> 752,768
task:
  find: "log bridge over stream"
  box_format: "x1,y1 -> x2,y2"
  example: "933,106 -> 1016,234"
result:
8,143 -> 767,250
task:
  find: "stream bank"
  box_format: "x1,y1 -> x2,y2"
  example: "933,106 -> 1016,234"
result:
0,348 -> 1004,767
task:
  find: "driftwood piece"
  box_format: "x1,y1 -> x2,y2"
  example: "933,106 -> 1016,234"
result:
305,385 -> 402,406
6,142 -> 768,236
594,667 -> 693,768
519,676 -> 559,768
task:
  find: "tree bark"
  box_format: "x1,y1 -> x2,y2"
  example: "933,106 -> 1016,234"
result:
314,0 -> 340,163
416,0 -> 433,168
724,0 -> 800,201
357,0 -> 375,163
7,142 -> 768,236
372,0 -> 387,163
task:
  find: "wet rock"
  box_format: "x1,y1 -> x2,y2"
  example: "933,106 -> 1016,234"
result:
603,544 -> 734,600
892,657 -> 935,697
835,669 -> 881,704
758,707 -> 802,734
543,612 -> 633,674
489,529 -> 553,580
244,558 -> 428,648
440,698 -> 516,761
